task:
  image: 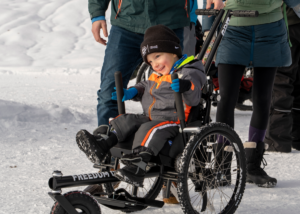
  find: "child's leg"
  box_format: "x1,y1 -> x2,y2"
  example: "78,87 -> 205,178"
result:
110,114 -> 150,142
115,120 -> 179,186
132,120 -> 180,155
76,114 -> 150,164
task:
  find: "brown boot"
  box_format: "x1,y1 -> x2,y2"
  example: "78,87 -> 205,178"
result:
162,182 -> 179,204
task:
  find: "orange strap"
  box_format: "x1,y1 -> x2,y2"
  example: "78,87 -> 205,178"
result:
115,0 -> 122,19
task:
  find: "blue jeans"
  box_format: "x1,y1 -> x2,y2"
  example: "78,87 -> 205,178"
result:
97,26 -> 183,126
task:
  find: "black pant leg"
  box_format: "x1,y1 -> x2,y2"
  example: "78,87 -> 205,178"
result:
250,67 -> 277,130
216,64 -> 245,128
265,23 -> 300,152
291,24 -> 300,145
110,114 -> 150,142
132,120 -> 179,156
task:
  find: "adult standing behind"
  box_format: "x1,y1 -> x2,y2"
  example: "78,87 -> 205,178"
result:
182,0 -> 198,56
89,0 -> 190,126
208,0 -> 298,188
265,4 -> 300,153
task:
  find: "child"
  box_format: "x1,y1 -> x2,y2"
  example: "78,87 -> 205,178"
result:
76,25 -> 206,187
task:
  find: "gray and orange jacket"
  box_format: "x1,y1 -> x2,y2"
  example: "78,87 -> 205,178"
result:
132,57 -> 206,122
88,0 -> 190,34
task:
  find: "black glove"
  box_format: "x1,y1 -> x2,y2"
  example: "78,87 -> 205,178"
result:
171,79 -> 192,93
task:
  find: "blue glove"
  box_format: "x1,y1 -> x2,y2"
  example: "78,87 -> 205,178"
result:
171,79 -> 191,93
111,87 -> 138,102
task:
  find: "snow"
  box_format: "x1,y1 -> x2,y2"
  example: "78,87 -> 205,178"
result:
0,0 -> 299,214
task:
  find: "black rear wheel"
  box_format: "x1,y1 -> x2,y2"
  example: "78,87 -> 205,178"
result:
178,123 -> 246,214
50,191 -> 101,214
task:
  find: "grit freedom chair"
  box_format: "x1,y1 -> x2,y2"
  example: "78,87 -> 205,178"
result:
48,9 -> 258,214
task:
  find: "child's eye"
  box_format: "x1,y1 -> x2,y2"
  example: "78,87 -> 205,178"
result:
155,55 -> 160,59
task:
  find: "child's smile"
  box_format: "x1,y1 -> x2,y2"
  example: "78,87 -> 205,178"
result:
147,52 -> 179,75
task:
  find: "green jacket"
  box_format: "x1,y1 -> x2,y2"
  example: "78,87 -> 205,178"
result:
224,0 -> 300,26
88,0 -> 190,34
224,0 -> 283,26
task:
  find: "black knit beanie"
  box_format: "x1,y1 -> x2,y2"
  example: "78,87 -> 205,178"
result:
141,25 -> 182,65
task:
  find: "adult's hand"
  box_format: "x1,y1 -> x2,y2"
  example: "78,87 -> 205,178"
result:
91,20 -> 108,45
206,0 -> 225,10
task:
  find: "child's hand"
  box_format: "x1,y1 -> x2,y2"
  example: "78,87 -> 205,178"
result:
111,87 -> 138,102
171,79 -> 192,93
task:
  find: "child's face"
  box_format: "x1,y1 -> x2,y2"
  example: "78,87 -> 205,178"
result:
147,52 -> 179,75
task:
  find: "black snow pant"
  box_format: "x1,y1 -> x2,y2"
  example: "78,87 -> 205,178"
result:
110,114 -> 179,155
265,23 -> 300,153
216,64 -> 276,130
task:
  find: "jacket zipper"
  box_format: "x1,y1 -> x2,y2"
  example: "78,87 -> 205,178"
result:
148,82 -> 157,120
185,0 -> 189,18
115,0 -> 123,19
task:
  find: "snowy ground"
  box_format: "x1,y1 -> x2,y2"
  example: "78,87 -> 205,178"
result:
1,1 -> 300,214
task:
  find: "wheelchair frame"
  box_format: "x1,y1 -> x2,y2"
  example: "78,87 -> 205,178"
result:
48,9 -> 258,214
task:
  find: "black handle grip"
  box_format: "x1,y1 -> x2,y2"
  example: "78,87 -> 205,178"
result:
196,9 -> 258,18
171,73 -> 185,122
114,71 -> 125,114
230,10 -> 259,17
195,9 -> 219,16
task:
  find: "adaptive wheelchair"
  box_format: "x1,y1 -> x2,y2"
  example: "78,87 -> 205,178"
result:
48,9 -> 258,214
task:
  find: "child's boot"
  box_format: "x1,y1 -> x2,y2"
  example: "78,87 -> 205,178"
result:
76,129 -> 118,164
114,150 -> 152,187
244,142 -> 277,188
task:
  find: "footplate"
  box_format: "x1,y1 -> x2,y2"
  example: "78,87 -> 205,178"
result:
95,188 -> 164,212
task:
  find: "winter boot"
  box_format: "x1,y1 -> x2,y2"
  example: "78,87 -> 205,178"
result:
191,144 -> 206,192
76,130 -> 112,164
292,142 -> 300,151
244,142 -> 277,188
114,150 -> 152,187
193,143 -> 233,192
120,153 -> 144,166
213,144 -> 233,187
162,182 -> 179,204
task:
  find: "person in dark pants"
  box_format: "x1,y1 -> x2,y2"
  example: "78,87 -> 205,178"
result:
209,0 -> 298,188
265,5 -> 300,153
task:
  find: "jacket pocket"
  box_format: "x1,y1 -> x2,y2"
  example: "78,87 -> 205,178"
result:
153,100 -> 175,111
